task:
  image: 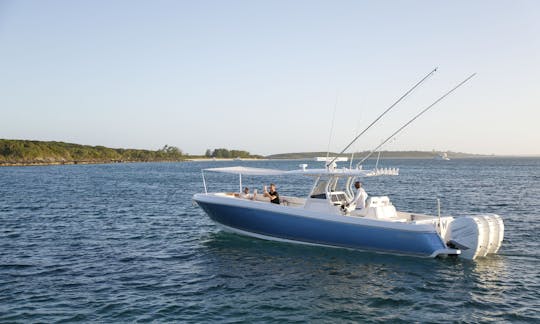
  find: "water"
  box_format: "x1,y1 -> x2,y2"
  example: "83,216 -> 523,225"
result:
1,159 -> 539,323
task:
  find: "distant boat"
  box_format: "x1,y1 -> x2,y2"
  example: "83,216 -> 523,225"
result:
234,157 -> 242,161
434,152 -> 450,160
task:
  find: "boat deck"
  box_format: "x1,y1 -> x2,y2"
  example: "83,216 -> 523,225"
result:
217,192 -> 449,225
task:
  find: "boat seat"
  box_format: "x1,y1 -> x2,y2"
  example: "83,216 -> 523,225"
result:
358,196 -> 398,220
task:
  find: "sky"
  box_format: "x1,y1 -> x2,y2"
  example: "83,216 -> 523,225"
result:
0,0 -> 539,156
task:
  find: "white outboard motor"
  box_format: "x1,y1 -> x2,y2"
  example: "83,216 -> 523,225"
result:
447,214 -> 504,260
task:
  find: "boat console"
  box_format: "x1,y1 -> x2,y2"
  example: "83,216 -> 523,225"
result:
329,192 -> 348,206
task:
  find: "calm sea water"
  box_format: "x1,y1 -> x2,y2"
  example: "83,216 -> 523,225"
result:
1,158 -> 539,323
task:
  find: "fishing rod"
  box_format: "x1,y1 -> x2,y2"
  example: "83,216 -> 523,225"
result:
327,67 -> 438,168
356,73 -> 477,166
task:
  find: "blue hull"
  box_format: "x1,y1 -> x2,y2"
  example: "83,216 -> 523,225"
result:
196,198 -> 447,257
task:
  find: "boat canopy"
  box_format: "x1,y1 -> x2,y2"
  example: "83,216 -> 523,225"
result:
203,166 -> 399,177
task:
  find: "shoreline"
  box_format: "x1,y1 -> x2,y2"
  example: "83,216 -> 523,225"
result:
0,160 -> 186,167
2,156 -> 538,167
0,157 -> 265,167
186,158 -> 266,162
0,157 -> 266,167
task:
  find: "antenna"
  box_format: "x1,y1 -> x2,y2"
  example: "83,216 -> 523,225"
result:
349,122 -> 361,169
357,73 -> 477,165
327,67 -> 438,168
325,93 -> 339,162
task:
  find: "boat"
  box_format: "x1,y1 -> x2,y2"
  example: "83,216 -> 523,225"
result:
193,69 -> 504,260
434,152 -> 451,160
193,164 -> 504,260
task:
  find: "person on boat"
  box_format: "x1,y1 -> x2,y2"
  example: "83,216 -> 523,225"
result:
348,181 -> 368,210
263,183 -> 280,204
241,187 -> 256,200
235,187 -> 255,200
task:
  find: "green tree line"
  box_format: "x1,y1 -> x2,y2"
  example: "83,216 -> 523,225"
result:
0,140 -> 185,165
205,148 -> 261,159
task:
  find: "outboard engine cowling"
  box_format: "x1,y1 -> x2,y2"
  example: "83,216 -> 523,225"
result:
447,214 -> 504,260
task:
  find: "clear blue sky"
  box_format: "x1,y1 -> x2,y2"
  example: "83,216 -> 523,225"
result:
1,0 -> 538,156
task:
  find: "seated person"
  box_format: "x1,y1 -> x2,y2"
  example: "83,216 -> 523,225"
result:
235,187 -> 255,200
263,183 -> 280,204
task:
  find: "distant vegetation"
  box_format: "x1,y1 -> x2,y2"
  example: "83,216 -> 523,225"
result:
205,148 -> 263,159
0,140 -> 185,166
0,139 -> 488,167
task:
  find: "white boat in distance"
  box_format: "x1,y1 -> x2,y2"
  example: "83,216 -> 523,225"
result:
435,152 -> 451,160
193,164 -> 503,260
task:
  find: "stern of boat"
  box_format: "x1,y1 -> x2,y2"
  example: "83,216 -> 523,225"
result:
444,214 -> 504,260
